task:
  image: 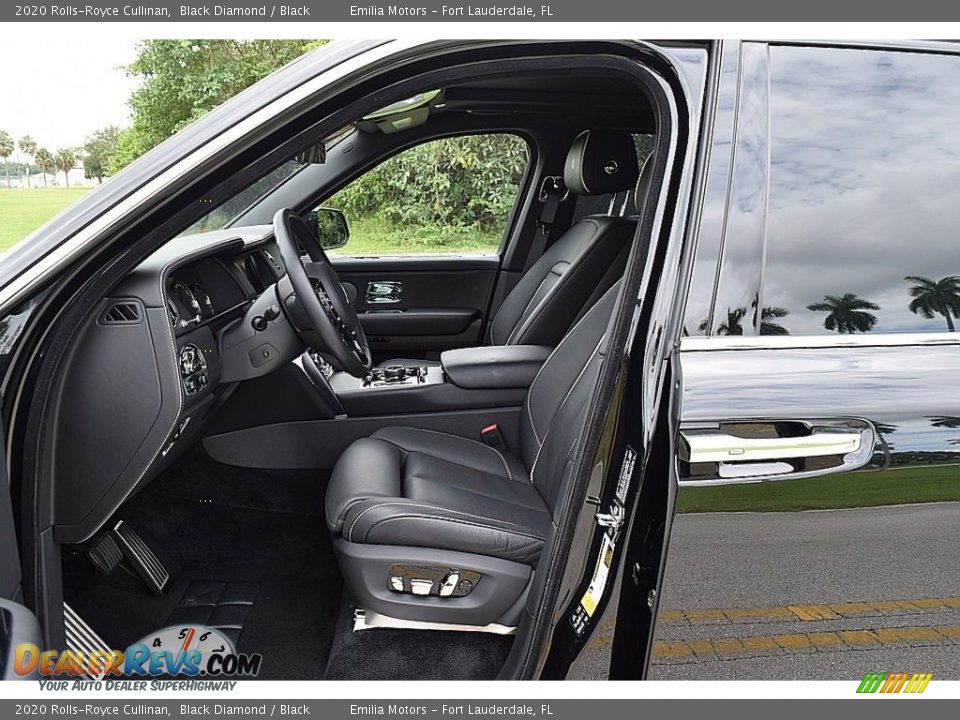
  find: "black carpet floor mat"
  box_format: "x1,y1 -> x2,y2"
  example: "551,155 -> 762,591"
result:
62,447 -> 339,679
323,596 -> 513,680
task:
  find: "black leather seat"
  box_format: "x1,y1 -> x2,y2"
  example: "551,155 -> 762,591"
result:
326,281 -> 622,625
378,129 -> 649,367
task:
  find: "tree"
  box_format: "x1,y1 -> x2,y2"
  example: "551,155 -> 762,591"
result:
0,131 -> 13,188
905,275 -> 960,332
83,127 -> 120,183
750,296 -> 790,335
54,148 -> 77,188
34,148 -> 54,188
806,293 -> 880,333
111,40 -> 326,172
18,135 -> 37,188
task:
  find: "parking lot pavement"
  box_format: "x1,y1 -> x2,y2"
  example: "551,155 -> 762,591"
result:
581,504 -> 960,680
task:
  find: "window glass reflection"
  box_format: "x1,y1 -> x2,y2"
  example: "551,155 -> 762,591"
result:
762,46 -> 960,335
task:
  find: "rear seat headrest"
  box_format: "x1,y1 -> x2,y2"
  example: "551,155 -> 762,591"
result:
563,130 -> 641,197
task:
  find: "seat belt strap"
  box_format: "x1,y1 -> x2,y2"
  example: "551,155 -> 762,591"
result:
523,176 -> 567,274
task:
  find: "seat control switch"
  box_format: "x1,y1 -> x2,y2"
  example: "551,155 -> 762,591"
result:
410,579 -> 433,596
439,571 -> 460,597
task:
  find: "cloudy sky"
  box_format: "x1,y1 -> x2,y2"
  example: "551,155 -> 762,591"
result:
0,38 -> 139,151
687,44 -> 960,337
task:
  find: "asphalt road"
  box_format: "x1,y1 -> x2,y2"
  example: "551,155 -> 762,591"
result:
575,503 -> 960,680
648,502 -> 960,680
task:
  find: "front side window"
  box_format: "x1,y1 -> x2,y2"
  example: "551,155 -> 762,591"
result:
323,134 -> 529,256
760,46 -> 960,336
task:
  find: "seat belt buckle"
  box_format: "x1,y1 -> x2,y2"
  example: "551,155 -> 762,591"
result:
480,423 -> 507,451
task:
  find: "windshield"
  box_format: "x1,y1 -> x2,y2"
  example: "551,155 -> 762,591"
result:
180,125 -> 356,236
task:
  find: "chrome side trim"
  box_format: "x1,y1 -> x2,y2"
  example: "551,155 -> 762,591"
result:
680,332 -> 960,352
353,608 -> 516,636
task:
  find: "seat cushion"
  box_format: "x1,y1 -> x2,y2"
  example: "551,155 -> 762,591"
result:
325,427 -> 550,565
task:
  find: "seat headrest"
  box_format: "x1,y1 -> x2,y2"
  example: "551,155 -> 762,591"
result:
563,130 -> 641,197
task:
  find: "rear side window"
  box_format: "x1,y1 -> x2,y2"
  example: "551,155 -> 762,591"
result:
761,46 -> 960,336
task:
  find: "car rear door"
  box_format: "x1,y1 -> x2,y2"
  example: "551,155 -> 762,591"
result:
653,40 -> 960,683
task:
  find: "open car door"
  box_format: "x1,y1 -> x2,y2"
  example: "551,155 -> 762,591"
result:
0,415 -> 42,680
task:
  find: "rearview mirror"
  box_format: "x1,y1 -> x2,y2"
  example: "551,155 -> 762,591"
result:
312,207 -> 349,250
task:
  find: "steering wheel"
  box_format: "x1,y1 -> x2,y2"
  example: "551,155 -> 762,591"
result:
272,208 -> 372,377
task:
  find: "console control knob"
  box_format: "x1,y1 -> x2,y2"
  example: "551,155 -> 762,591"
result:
383,364 -> 407,381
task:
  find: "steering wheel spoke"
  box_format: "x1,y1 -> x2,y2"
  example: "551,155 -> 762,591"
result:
272,209 -> 372,377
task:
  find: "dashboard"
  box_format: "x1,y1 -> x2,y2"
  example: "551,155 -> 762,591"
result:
48,226 -> 298,544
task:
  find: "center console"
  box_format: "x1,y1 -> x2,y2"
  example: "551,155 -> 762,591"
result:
324,345 -> 552,417
362,363 -> 431,387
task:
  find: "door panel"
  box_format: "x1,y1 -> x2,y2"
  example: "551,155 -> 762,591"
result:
331,255 -> 499,362
652,339 -> 960,680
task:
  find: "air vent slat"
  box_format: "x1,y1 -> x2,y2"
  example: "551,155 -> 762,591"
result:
100,301 -> 143,325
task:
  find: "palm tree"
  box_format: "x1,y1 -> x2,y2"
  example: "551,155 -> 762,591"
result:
18,135 -> 36,188
0,131 -> 14,188
904,275 -> 960,332
806,293 -> 880,333
54,148 -> 77,188
751,296 -> 790,335
34,148 -> 53,188
716,307 -> 747,336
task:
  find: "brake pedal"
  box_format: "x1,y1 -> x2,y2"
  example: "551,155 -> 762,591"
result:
87,532 -> 123,576
113,520 -> 169,596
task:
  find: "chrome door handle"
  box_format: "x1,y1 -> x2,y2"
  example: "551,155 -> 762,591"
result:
365,281 -> 402,304
678,421 -> 875,485
679,427 -> 862,464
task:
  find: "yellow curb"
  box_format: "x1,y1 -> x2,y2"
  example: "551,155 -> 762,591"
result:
934,625 -> 960,640
654,641 -> 692,658
685,609 -> 726,621
773,633 -> 811,649
689,640 -> 715,656
828,602 -> 876,615
839,630 -> 879,646
712,638 -> 746,654
788,604 -> 839,621
726,607 -> 795,621
741,636 -> 779,651
808,631 -> 843,648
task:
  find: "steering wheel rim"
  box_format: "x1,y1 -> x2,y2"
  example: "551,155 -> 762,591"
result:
272,208 -> 372,377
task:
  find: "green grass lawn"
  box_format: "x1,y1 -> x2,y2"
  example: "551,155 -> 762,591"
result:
0,187 -> 92,251
676,463 -> 960,514
329,216 -> 500,256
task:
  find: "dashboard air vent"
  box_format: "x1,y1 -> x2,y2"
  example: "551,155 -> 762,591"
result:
100,301 -> 143,325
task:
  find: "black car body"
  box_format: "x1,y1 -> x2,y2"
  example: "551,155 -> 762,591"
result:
0,38 -> 958,682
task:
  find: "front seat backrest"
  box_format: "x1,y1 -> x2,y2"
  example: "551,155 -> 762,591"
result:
520,281 -> 621,510
487,130 -> 642,348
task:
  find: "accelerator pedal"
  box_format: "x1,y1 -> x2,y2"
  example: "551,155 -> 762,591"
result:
113,520 -> 169,596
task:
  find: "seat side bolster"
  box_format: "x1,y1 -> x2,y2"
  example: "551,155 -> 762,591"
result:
324,437 -> 404,535
347,502 -> 546,565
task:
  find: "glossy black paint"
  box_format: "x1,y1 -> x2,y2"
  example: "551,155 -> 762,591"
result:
657,39 -> 960,681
